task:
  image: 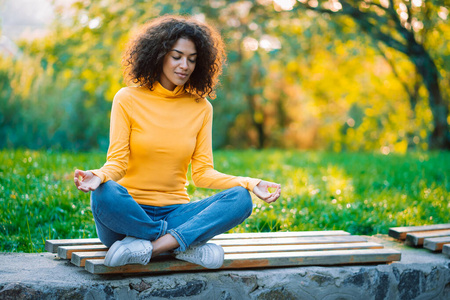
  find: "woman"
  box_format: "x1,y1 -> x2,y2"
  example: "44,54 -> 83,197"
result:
74,15 -> 281,269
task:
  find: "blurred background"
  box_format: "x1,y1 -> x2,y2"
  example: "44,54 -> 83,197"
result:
1,0 -> 449,152
1,0 -> 449,252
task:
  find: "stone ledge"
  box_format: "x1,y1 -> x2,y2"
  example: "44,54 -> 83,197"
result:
1,235 -> 449,300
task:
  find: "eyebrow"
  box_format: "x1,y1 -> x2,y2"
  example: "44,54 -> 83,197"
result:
171,49 -> 197,56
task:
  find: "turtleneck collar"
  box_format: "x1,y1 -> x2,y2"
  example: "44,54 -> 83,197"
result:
152,81 -> 187,98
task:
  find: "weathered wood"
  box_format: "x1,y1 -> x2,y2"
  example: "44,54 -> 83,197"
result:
58,245 -> 108,259
69,242 -> 383,267
423,236 -> 450,251
84,248 -> 401,274
45,238 -> 102,253
214,235 -> 366,247
213,230 -> 350,240
443,244 -> 450,256
45,231 -> 349,253
49,234 -> 362,258
72,251 -> 108,267
222,242 -> 383,254
388,224 -> 450,240
405,229 -> 450,247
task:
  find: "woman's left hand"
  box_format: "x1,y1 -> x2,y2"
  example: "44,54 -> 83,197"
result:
252,180 -> 281,204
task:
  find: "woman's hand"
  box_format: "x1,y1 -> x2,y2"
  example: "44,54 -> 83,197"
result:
74,169 -> 101,193
252,180 -> 281,204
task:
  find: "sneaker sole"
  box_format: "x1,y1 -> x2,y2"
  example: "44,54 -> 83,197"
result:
176,243 -> 225,269
206,244 -> 224,269
104,237 -> 152,267
104,239 -> 126,267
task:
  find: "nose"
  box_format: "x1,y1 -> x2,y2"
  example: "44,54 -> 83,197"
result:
179,58 -> 188,70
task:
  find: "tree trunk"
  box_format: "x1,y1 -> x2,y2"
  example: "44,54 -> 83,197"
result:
410,44 -> 450,149
247,94 -> 265,149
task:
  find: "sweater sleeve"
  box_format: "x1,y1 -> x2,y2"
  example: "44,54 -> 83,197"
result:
190,102 -> 261,191
91,89 -> 132,183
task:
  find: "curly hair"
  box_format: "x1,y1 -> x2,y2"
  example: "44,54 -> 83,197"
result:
122,15 -> 226,99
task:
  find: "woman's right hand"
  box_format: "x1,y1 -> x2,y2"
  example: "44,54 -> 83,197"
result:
74,169 -> 102,193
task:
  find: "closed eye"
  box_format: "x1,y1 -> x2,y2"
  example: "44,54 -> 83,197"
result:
172,56 -> 196,64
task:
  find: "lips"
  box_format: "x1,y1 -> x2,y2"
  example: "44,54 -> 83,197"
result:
175,72 -> 188,79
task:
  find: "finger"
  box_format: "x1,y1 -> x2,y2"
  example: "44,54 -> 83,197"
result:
266,183 -> 281,194
78,186 -> 90,193
265,181 -> 281,188
264,197 -> 276,204
272,193 -> 281,202
74,177 -> 80,188
74,169 -> 83,179
267,191 -> 281,203
272,186 -> 281,195
268,193 -> 280,203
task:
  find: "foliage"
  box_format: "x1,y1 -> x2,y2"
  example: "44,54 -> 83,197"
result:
0,0 -> 449,151
1,149 -> 449,252
296,0 -> 450,149
0,55 -> 110,150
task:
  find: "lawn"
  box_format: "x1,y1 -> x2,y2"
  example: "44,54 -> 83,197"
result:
1,149 -> 449,252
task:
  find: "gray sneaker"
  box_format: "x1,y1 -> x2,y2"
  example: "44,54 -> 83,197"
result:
175,243 -> 224,269
104,237 -> 153,267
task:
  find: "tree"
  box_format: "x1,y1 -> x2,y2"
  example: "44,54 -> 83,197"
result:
296,0 -> 450,149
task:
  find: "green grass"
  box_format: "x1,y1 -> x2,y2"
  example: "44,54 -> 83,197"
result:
1,149 -> 449,252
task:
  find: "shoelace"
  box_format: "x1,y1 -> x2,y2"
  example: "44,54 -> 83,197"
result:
127,249 -> 151,265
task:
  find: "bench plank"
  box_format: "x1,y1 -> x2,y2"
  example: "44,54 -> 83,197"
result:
214,235 -> 366,246
46,231 -> 350,253
388,224 -> 450,240
45,238 -> 102,253
70,242 -> 383,267
58,245 -> 109,259
72,251 -> 108,267
85,248 -> 401,274
443,244 -> 450,257
49,234 -> 367,255
423,236 -> 450,251
222,242 -> 383,254
405,229 -> 450,247
214,230 -> 350,239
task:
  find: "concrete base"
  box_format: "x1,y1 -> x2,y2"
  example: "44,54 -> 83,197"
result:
1,235 -> 449,300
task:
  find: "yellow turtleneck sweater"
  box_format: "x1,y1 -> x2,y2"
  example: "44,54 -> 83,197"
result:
92,82 -> 261,206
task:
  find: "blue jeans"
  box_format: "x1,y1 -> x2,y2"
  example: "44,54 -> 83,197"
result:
90,181 -> 253,252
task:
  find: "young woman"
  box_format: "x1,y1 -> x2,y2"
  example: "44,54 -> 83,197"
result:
74,15 -> 281,269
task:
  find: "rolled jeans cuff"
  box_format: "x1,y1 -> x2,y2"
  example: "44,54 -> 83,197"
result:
168,229 -> 187,252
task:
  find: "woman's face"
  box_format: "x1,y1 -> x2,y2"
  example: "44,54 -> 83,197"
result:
160,38 -> 197,91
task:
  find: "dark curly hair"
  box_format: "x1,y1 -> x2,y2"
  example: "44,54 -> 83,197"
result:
122,15 -> 225,99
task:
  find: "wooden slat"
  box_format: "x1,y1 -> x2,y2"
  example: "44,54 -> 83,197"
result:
69,243 -> 382,267
222,242 -> 383,254
388,224 -> 450,240
443,244 -> 450,257
213,230 -> 350,240
71,251 -> 174,267
45,231 -> 349,253
423,236 -> 450,251
84,248 -> 401,274
214,235 -> 366,247
45,238 -> 102,253
405,229 -> 450,247
58,244 -> 108,259
72,251 -> 107,267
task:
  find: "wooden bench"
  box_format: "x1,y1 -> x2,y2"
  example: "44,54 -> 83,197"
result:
389,223 -> 450,256
46,231 -> 400,275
